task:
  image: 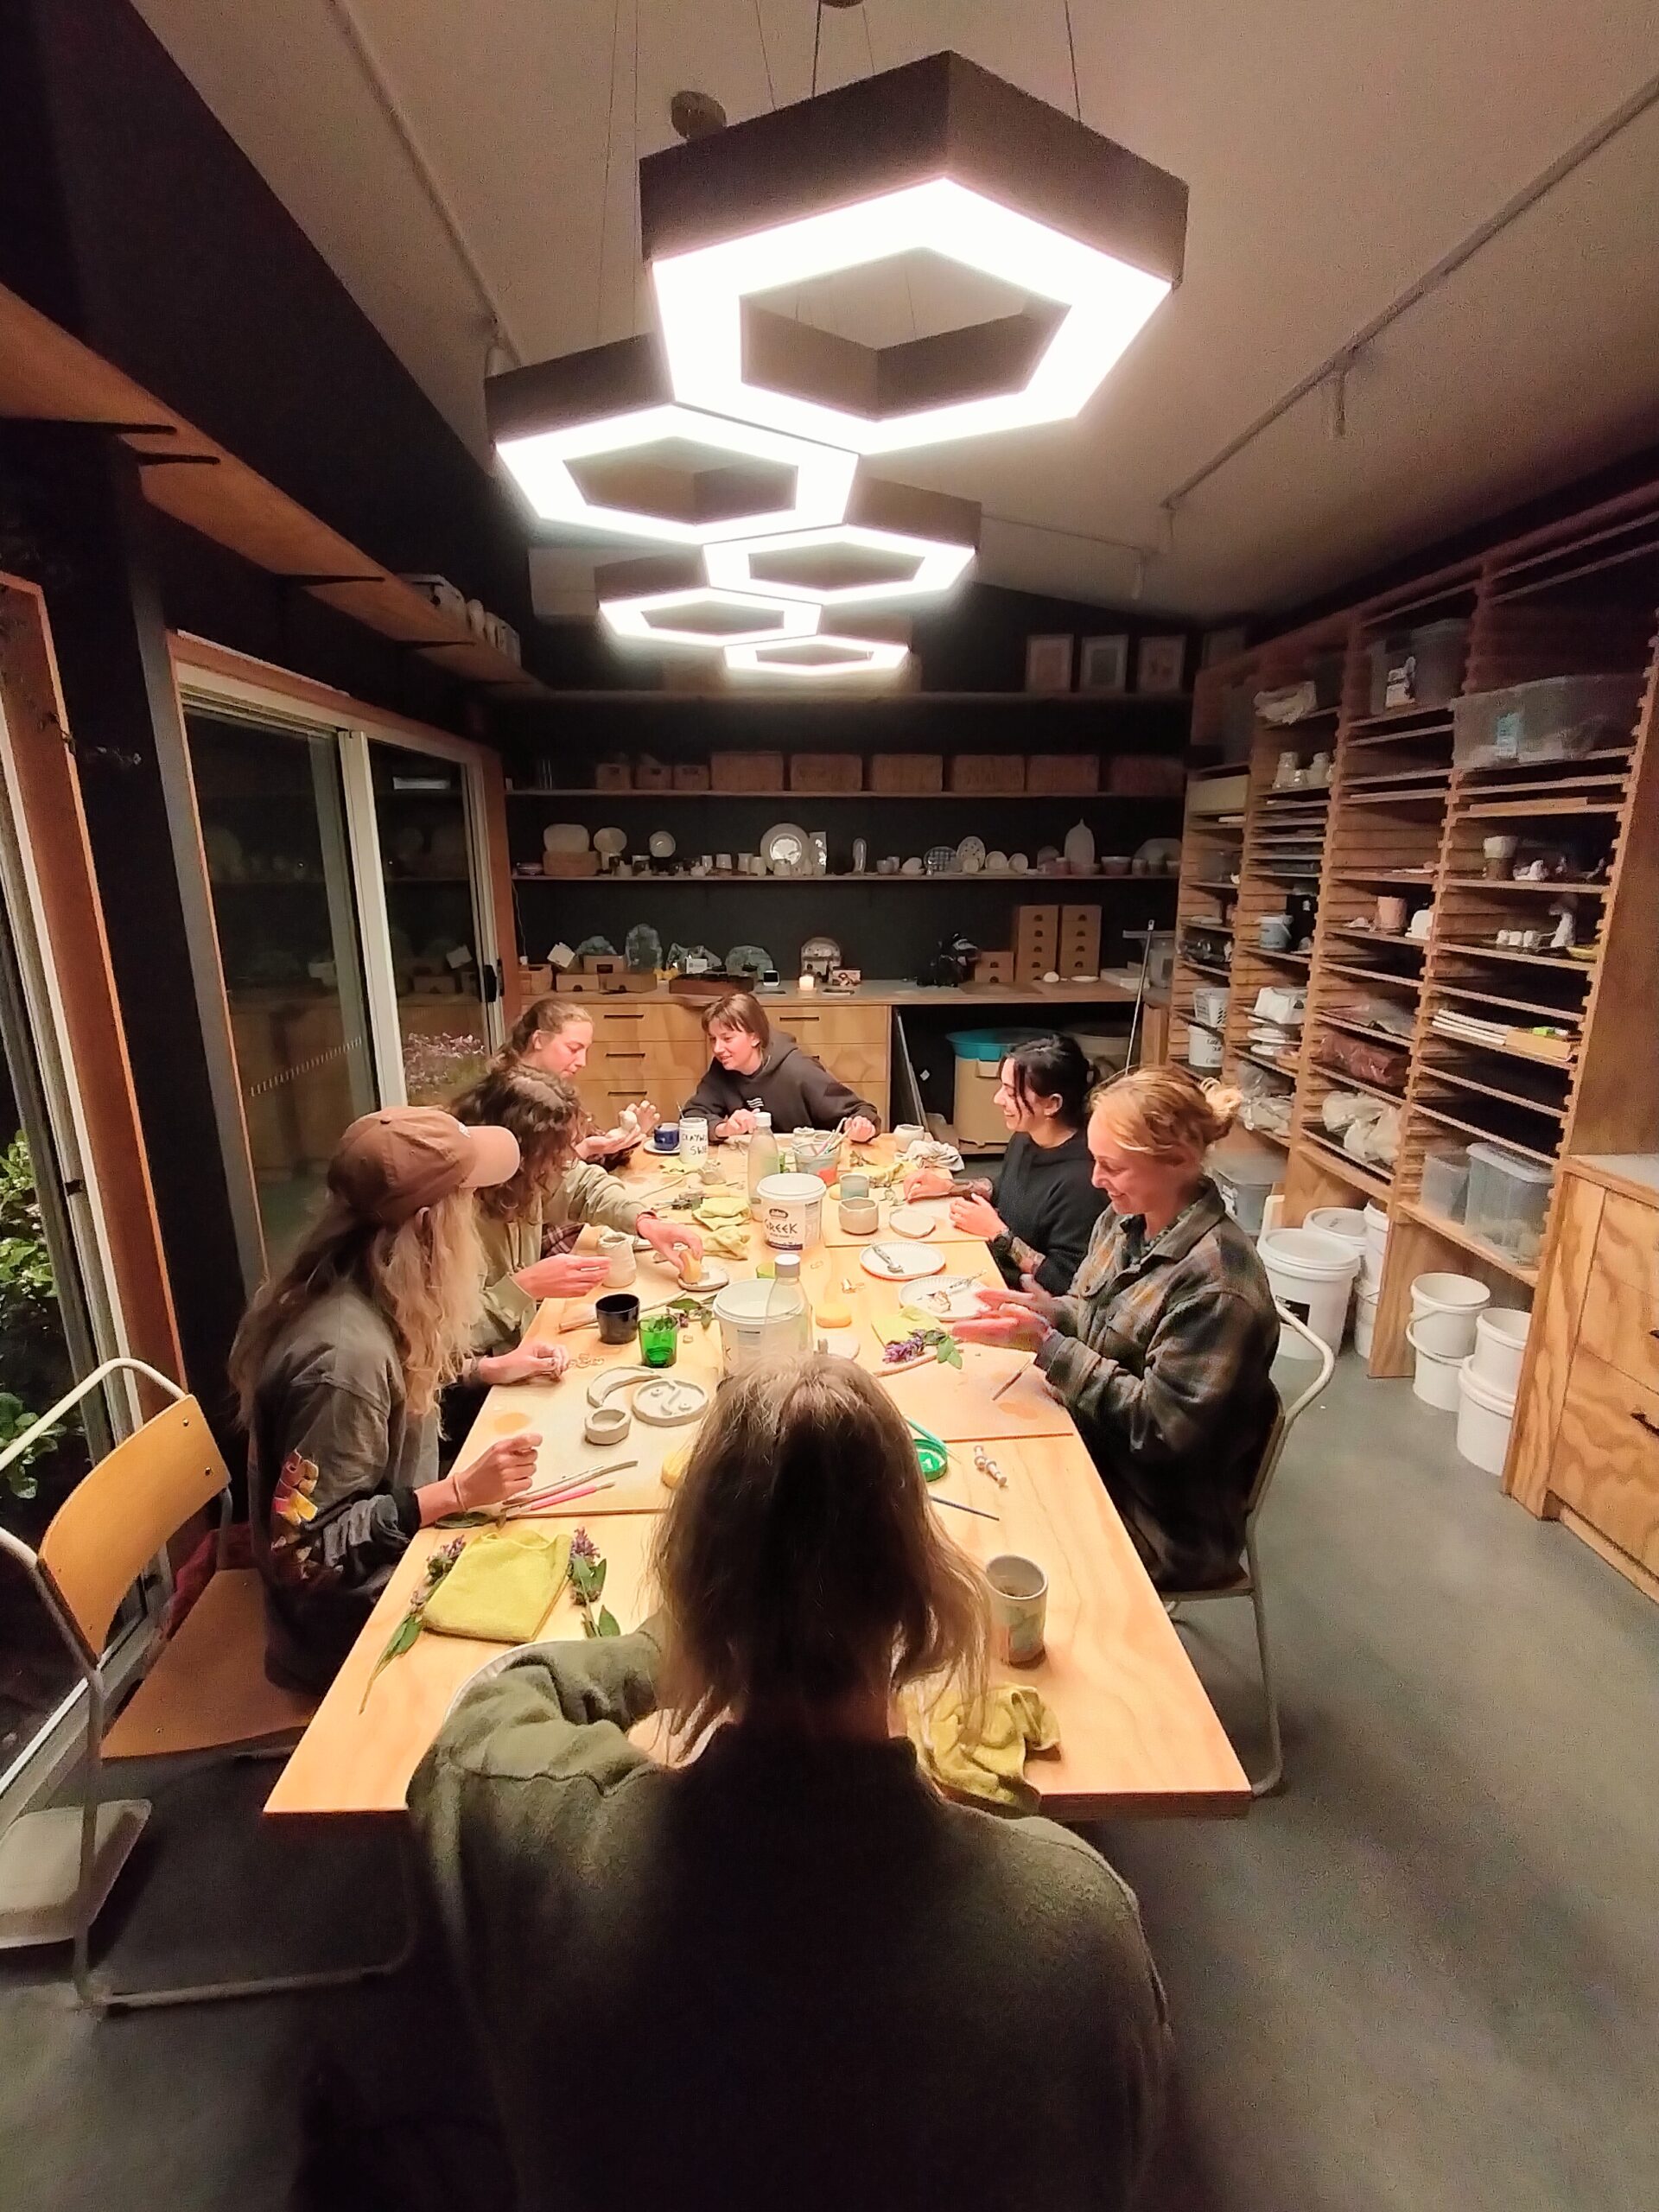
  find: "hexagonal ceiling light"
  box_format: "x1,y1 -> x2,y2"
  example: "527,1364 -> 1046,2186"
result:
704,478 -> 980,607
642,52 -> 1187,455
486,333 -> 856,543
725,615 -> 912,680
594,554 -> 820,650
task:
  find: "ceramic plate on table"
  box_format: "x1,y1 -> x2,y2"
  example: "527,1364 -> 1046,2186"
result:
900,1274 -> 989,1324
861,1242 -> 948,1282
887,1205 -> 941,1239
660,1260 -> 731,1294
760,823 -> 812,876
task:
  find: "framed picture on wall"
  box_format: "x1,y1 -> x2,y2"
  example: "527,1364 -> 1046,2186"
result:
1135,634 -> 1187,694
1201,626 -> 1249,669
1024,634 -> 1074,693
1078,634 -> 1129,694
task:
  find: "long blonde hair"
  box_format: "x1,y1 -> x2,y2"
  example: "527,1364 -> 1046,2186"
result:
1092,1065 -> 1242,1161
650,1355 -> 988,1741
229,1186 -> 484,1423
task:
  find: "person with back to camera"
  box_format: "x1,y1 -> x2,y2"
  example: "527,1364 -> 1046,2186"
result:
952,1067 -> 1281,1592
902,1033 -> 1105,1294
683,989 -> 880,1141
231,1108 -> 555,1692
450,1063 -> 700,1344
410,1354 -> 1170,2212
499,995 -> 658,1163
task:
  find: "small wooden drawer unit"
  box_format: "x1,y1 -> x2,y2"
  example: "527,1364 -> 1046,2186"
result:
575,997 -> 891,1126
1509,1159 -> 1659,1593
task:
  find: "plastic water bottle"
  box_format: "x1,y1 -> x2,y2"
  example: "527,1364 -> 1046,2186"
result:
771,1251 -> 812,1355
746,1110 -> 779,1203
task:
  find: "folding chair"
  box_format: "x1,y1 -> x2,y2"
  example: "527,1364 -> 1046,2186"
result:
1165,1304 -> 1335,1798
0,1357 -> 414,2012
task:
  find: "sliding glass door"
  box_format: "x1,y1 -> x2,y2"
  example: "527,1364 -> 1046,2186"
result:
181,674 -> 504,1276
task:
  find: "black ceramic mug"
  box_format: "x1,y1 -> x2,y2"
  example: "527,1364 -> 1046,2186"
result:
595,1292 -> 640,1345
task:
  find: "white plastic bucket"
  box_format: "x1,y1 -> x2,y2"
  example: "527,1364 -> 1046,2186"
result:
713,1278 -> 810,1374
1187,1026 -> 1224,1071
1471,1308 -> 1529,1395
1362,1202 -> 1389,1290
1406,1310 -> 1471,1409
1457,1359 -> 1517,1474
1354,1284 -> 1378,1360
1410,1271 -> 1490,1357
753,1172 -> 824,1251
1259,1227 -> 1360,1355
1192,985 -> 1230,1027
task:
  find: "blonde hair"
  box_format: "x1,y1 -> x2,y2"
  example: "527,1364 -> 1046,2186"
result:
649,1355 -> 988,1741
500,995 -> 591,1066
230,1185 -> 484,1424
1091,1065 -> 1242,1160
450,1065 -> 583,1222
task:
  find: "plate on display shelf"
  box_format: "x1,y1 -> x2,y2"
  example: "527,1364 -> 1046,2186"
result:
860,1242 -> 949,1282
594,826 -> 627,859
760,823 -> 813,876
956,836 -> 987,871
899,1274 -> 989,1324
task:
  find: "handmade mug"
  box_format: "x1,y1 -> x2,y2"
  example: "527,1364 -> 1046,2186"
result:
596,1230 -> 636,1287
987,1554 -> 1048,1666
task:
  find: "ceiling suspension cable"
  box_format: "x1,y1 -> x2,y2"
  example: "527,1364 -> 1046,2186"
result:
594,0 -> 624,340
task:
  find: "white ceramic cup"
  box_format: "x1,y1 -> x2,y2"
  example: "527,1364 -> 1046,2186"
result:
987,1554 -> 1048,1666
597,1230 -> 636,1287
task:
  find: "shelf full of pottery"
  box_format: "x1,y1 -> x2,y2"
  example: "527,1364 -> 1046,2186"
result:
518,818 -> 1183,886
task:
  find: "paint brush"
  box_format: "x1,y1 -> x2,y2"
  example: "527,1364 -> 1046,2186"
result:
928,1493 -> 1001,1523
506,1477 -> 613,1516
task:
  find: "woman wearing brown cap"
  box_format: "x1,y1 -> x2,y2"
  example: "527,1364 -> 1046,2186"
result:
230,1107 -> 565,1692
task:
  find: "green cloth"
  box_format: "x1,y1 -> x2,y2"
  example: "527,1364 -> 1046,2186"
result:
423,1526 -> 571,1644
410,1626 -> 1171,2212
902,1680 -> 1061,1811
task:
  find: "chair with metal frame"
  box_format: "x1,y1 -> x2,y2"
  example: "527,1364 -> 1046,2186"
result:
0,1357 -> 414,2012
1164,1303 -> 1335,1798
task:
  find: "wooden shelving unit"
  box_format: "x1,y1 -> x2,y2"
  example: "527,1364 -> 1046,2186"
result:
1187,478 -> 1659,1408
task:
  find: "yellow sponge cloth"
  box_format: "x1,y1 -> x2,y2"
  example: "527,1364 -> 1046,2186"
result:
423,1525 -> 572,1644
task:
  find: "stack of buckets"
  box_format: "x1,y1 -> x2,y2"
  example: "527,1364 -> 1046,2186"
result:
1256,1209 -> 1371,1356
1405,1276 -> 1531,1473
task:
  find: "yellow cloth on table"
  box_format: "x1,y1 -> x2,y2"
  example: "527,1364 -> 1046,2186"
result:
902,1681 -> 1061,1812
423,1526 -> 572,1644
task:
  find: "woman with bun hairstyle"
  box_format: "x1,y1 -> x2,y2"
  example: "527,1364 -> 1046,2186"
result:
903,1034 -> 1103,1294
501,995 -> 658,1162
953,1068 -> 1280,1590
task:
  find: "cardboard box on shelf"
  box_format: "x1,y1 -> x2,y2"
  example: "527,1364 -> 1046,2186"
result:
672,763 -> 711,791
595,760 -> 632,790
711,751 -> 785,791
950,754 -> 1027,794
1027,753 -> 1101,794
789,753 -> 862,792
633,758 -> 672,791
518,964 -> 554,998
1106,753 -> 1185,796
869,753 -> 944,793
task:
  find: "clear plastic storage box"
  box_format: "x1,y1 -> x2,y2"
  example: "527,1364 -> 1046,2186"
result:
1420,1141 -> 1471,1220
1452,674 -> 1643,772
1463,1141 -> 1552,1263
1209,1147 -> 1282,1238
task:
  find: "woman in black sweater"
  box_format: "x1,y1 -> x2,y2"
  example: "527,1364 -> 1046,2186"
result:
906,1034 -> 1104,1294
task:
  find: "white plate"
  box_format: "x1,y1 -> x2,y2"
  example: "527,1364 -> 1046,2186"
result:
860,1242 -> 948,1282
760,823 -> 812,876
593,826 -> 627,858
660,1260 -> 731,1294
887,1205 -> 940,1238
648,830 -> 677,860
900,1274 -> 989,1324
956,836 -> 987,869
985,850 -> 1009,873
1009,852 -> 1030,874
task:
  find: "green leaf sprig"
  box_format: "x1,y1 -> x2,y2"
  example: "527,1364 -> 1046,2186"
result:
569,1526 -> 619,1638
359,1535 -> 466,1709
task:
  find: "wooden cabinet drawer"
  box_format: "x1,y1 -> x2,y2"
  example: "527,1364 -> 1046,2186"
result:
779,1007 -> 888,1046
1551,1346 -> 1659,1573
1590,1190 -> 1659,1299
1580,1237 -> 1659,1392
586,1003 -> 704,1045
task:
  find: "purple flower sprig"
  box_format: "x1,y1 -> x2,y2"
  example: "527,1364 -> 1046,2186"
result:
359,1536 -> 466,1709
568,1526 -> 620,1639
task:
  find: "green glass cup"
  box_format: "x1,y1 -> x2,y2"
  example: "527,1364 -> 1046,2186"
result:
639,1312 -> 679,1368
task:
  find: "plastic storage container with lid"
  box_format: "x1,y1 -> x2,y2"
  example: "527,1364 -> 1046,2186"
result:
1463,1141 -> 1553,1262
1420,1141 -> 1471,1221
945,1029 -> 1041,1147
1368,634 -> 1413,715
1452,673 -> 1644,772
1209,1147 -> 1282,1239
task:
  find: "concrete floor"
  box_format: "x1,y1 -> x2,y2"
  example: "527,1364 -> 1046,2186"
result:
3,1354 -> 1656,2211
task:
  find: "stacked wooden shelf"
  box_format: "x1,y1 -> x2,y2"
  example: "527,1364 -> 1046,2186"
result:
1181,477 -> 1659,1399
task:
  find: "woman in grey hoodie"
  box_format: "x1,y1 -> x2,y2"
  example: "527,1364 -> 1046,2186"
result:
682,989 -> 880,1137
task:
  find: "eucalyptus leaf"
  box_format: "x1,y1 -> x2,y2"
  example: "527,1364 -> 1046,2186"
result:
596,1606 -> 620,1637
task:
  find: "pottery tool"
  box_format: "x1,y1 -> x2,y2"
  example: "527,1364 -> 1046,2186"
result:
512,1461 -> 638,1510
507,1477 -> 613,1516
990,1363 -> 1031,1402
927,1494 -> 1001,1523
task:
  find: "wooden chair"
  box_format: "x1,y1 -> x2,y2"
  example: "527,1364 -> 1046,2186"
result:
0,1357 -> 414,2012
1164,1305 -> 1335,1797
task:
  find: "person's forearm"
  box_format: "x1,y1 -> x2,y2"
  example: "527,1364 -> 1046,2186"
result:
993,1228 -> 1046,1281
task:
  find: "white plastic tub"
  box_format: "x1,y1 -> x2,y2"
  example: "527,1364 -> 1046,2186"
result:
1406,1310 -> 1471,1410
1362,1202 -> 1389,1290
753,1173 -> 824,1251
1409,1271 -> 1490,1357
1471,1307 -> 1530,1395
1354,1283 -> 1378,1360
1259,1227 -> 1360,1356
1457,1359 -> 1517,1474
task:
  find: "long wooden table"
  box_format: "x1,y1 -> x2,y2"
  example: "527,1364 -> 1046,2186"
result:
267,1142 -> 1249,1821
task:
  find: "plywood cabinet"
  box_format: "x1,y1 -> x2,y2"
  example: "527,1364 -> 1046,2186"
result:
1508,1156 -> 1659,1597
575,997 -> 891,1128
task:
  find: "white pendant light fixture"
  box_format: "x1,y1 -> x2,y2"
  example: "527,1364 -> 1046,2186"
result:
724,633 -> 911,677
594,554 -> 820,650
486,334 -> 857,543
642,52 -> 1186,456
703,477 -> 979,607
